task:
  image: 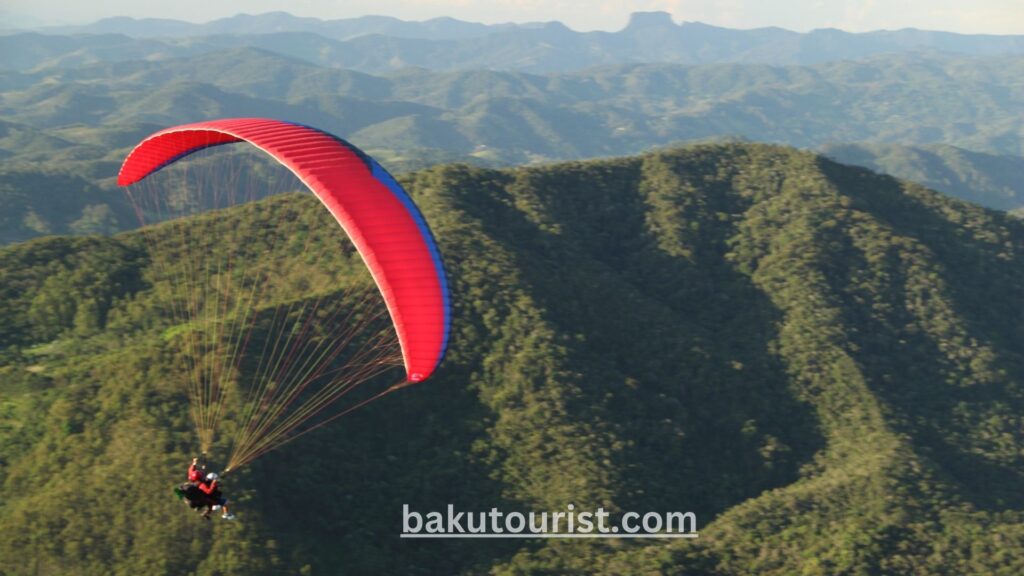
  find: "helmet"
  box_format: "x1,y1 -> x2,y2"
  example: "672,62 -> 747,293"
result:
206,472 -> 219,482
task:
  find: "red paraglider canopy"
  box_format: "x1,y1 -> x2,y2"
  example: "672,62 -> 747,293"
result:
118,118 -> 450,383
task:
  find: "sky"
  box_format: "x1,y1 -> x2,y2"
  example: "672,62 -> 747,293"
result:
2,0 -> 1022,34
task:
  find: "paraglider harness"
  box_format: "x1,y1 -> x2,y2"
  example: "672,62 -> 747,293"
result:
174,482 -> 210,510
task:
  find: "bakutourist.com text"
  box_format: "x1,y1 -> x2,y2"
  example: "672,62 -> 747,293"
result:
401,504 -> 698,539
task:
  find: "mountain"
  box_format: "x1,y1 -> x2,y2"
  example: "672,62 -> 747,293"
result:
3,50 -> 1023,164
7,12 -> 1024,73
823,142 -> 1024,212
45,12 -> 519,41
0,32 -> 212,71
0,118 -> 77,158
0,166 -> 134,244
2,143 -> 1023,574
3,47 -> 1023,254
3,48 -> 1023,249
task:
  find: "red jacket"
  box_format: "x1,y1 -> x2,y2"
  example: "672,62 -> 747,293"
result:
188,464 -> 203,483
199,480 -> 219,495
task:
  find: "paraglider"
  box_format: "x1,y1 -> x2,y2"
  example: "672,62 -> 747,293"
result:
119,119 -> 450,516
175,458 -> 235,520
118,118 -> 450,385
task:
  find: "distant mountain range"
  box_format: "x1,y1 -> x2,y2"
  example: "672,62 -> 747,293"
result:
37,12 -> 526,40
1,11 -> 1022,239
4,11 -> 1024,73
3,49 -> 1022,164
3,49 -> 1024,249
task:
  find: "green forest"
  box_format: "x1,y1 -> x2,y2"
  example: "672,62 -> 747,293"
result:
2,143 -> 1023,574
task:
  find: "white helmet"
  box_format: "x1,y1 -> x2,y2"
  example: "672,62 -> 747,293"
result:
206,472 -> 219,482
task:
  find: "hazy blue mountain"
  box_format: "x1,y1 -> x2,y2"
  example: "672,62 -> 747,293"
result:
44,11 -> 520,40
6,11 -> 1024,74
0,32 -> 220,70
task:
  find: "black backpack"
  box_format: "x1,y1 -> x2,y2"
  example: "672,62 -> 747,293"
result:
174,482 -> 207,508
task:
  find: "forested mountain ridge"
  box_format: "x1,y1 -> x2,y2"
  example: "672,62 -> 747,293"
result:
0,166 -> 133,244
1,143 -> 1023,574
822,142 -> 1024,212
